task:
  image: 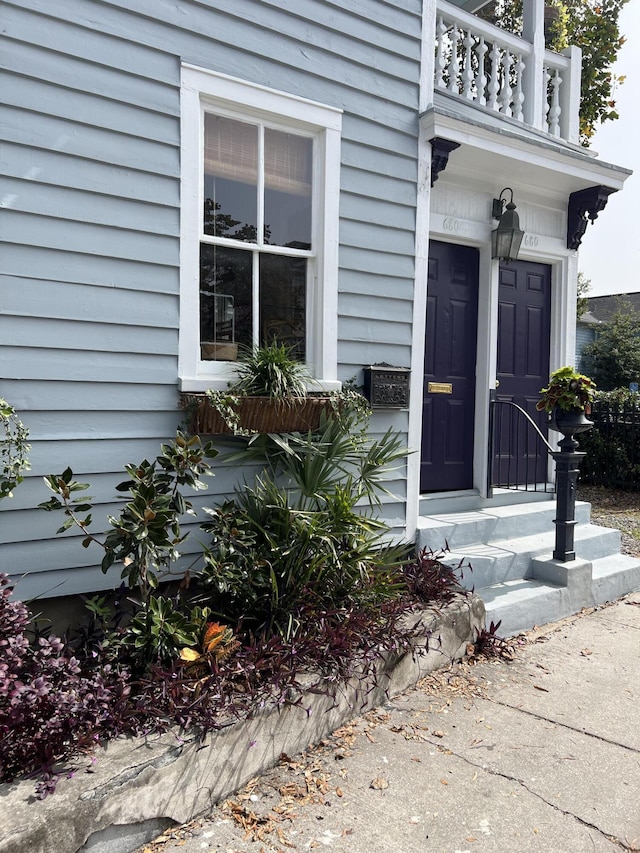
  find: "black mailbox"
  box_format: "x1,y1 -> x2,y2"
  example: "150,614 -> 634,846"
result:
363,364 -> 410,409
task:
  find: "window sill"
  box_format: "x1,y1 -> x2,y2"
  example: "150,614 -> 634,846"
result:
179,376 -> 342,394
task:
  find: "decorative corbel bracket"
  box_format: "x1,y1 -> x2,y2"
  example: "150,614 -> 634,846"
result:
567,185 -> 617,250
430,137 -> 460,187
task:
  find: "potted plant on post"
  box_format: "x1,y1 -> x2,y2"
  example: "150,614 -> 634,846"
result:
181,342 -> 344,435
536,365 -> 596,435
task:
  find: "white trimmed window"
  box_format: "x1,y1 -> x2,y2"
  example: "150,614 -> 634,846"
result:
179,66 -> 342,392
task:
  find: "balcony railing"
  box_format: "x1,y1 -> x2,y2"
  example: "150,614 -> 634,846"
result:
435,0 -> 581,143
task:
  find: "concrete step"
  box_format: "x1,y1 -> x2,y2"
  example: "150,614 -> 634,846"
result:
418,487 -> 553,516
436,522 -> 618,590
592,553 -> 640,605
479,578 -> 566,637
478,552 -> 640,637
417,500 -> 591,552
415,498 -> 639,638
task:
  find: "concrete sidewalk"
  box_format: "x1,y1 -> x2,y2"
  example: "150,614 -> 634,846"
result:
139,595 -> 640,853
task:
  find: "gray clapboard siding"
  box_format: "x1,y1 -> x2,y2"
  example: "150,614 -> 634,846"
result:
3,107 -> 178,176
1,280 -> 178,328
340,246 -> 416,279
2,0 -> 421,597
341,140 -> 417,183
0,3 -> 178,83
340,341 -> 412,367
194,0 -> 421,61
343,115 -> 419,158
338,270 -> 415,300
11,411 -> 183,442
3,40 -> 179,118
341,163 -> 418,207
3,212 -> 178,266
341,293 -> 414,324
2,177 -> 179,235
1,251 -> 178,292
2,347 -> 177,384
2,142 -> 179,205
339,315 -> 413,347
341,193 -> 416,232
1,381 -> 180,413
341,219 -> 417,257
3,319 -> 176,356
20,439 -> 185,478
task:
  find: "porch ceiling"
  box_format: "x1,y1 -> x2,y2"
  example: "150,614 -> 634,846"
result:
422,98 -> 631,203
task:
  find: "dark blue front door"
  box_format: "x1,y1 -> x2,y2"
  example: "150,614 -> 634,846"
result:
494,260 -> 551,485
421,241 -> 479,492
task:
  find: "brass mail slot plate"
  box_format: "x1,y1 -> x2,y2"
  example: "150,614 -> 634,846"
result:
428,382 -> 453,394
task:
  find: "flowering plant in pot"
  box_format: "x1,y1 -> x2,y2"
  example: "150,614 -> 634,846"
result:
536,366 -> 596,434
182,343 -> 358,435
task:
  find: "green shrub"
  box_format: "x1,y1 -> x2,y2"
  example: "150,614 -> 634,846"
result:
199,413 -> 410,638
579,390 -> 640,490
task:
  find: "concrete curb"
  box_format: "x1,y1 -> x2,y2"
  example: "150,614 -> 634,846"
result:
0,595 -> 485,853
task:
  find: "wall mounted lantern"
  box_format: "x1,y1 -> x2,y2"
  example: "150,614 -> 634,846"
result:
491,187 -> 524,262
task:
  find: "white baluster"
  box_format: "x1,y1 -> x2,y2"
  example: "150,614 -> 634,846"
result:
513,54 -> 525,122
548,68 -> 562,136
499,49 -> 513,117
475,36 -> 488,107
447,25 -> 460,94
462,29 -> 475,100
487,42 -> 500,111
543,65 -> 551,132
435,16 -> 447,89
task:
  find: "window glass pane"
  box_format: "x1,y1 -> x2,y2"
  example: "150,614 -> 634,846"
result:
259,254 -> 306,361
200,245 -> 253,360
264,129 -> 312,249
203,115 -> 258,242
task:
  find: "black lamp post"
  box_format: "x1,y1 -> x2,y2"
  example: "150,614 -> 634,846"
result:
491,188 -> 524,262
551,413 -> 593,562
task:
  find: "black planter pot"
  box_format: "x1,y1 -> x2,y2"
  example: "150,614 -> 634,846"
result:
548,406 -> 593,437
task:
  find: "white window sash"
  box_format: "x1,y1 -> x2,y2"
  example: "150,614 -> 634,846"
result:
179,65 -> 342,392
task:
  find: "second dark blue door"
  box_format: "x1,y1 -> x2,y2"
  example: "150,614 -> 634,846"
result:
494,260 -> 551,485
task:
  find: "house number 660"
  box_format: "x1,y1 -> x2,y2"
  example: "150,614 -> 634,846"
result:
524,234 -> 539,247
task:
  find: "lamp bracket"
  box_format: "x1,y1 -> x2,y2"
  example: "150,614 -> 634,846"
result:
492,187 -> 514,220
492,197 -> 504,219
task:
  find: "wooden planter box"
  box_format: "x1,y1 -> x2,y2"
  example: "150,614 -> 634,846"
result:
181,394 -> 335,435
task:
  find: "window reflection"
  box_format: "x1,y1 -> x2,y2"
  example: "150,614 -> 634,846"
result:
260,254 -> 306,360
200,245 -> 252,360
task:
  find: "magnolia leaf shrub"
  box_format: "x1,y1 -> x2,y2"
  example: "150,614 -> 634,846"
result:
0,398 -> 30,501
40,432 -> 217,602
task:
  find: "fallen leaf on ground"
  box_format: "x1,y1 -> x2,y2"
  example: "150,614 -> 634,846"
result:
581,648 -> 593,656
370,777 -> 389,790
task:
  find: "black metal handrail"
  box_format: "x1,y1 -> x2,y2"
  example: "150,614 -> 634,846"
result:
488,395 -> 555,497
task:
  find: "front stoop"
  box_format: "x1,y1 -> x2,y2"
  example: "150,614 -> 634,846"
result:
417,499 -> 640,636
0,596 -> 485,853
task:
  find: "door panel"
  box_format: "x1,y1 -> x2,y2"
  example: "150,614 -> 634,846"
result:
420,241 -> 479,492
494,260 -> 551,485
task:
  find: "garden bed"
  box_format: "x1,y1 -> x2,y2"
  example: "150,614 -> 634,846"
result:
0,595 -> 485,853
